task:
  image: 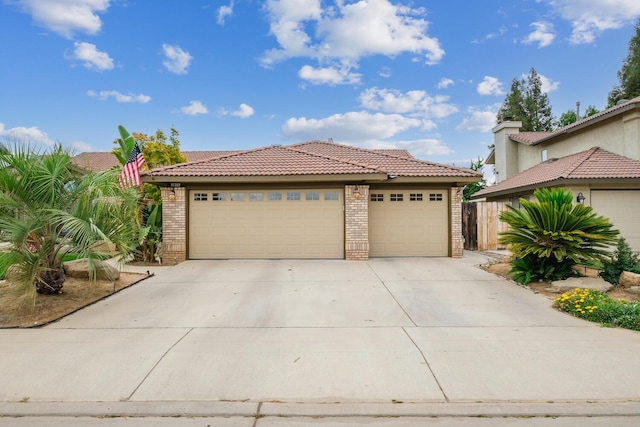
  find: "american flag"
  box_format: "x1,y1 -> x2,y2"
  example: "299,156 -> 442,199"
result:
120,142 -> 145,187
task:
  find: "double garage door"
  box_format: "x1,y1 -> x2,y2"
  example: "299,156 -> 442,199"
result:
189,189 -> 344,259
188,187 -> 449,259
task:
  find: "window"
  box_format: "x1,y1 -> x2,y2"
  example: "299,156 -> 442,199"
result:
325,192 -> 339,201
541,149 -> 548,162
212,192 -> 226,201
429,193 -> 443,201
305,192 -> 320,200
193,193 -> 208,201
287,192 -> 301,200
390,193 -> 403,202
410,193 -> 423,201
268,192 -> 282,201
249,192 -> 264,201
370,194 -> 384,202
230,192 -> 245,201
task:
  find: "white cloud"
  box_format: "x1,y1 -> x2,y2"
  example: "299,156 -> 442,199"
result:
180,100 -> 209,115
282,111 -> 422,141
217,1 -> 234,25
10,0 -> 110,38
70,41 -> 114,71
477,76 -> 505,96
87,90 -> 151,103
218,103 -> 255,118
378,67 -> 392,78
547,0 -> 640,44
456,107 -> 499,133
0,123 -> 54,146
366,138 -> 454,157
538,73 -> 560,93
472,26 -> 507,43
262,0 -> 444,68
359,87 -> 458,118
162,44 -> 193,74
522,21 -> 555,48
69,140 -> 97,152
437,78 -> 454,89
298,65 -> 361,85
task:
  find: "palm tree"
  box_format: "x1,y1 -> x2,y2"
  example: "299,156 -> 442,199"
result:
0,144 -> 140,295
499,188 -> 619,284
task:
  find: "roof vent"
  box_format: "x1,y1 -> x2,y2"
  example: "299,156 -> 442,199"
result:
617,99 -> 629,106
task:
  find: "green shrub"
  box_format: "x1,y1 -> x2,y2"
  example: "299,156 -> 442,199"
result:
554,288 -> 640,331
600,237 -> 640,284
510,253 -> 577,285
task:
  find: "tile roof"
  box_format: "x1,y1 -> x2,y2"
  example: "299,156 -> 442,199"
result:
143,141 -> 482,180
474,147 -> 640,198
291,141 -> 480,178
371,149 -> 414,159
509,132 -> 553,145
145,145 -> 387,177
508,95 -> 640,146
71,151 -> 242,171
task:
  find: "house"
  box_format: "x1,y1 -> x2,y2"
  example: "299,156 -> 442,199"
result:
71,150 -> 243,171
474,96 -> 640,250
141,141 -> 482,264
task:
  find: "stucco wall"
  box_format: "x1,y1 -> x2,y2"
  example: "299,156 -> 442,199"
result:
516,112 -> 640,174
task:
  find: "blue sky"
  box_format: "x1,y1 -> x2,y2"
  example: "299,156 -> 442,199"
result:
1,0 -> 640,174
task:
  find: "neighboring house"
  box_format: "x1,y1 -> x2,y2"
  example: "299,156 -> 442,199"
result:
475,96 -> 640,250
71,151 -> 244,171
141,141 -> 481,264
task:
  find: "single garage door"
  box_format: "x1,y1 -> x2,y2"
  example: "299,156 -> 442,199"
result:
369,189 -> 448,257
189,189 -> 344,259
591,190 -> 640,252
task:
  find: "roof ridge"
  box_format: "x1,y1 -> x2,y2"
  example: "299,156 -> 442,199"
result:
561,147 -> 601,178
293,140 -> 481,176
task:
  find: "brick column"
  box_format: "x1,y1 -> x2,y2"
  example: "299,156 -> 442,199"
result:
161,187 -> 187,265
450,186 -> 464,258
344,185 -> 369,261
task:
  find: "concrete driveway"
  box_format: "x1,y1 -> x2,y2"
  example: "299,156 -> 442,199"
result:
2,252 -> 640,423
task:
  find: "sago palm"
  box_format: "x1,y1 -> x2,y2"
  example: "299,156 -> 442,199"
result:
499,188 -> 619,283
0,144 -> 140,295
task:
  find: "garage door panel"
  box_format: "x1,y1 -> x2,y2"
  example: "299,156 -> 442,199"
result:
369,189 -> 448,257
189,189 -> 344,259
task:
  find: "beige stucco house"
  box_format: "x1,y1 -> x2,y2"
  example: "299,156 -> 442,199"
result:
474,96 -> 640,250
140,141 -> 481,264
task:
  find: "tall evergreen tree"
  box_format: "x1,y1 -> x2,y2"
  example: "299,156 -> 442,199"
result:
496,68 -> 555,131
608,19 -> 640,107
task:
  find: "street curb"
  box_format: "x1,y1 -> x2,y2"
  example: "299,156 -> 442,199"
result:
2,400 -> 640,418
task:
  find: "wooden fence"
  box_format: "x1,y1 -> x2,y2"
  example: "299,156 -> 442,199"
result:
462,201 -> 510,251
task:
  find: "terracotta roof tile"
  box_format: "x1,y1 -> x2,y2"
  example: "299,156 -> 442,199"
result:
145,145 -> 386,177
71,151 -> 241,172
474,147 -> 640,198
509,132 -> 553,145
291,141 -> 480,178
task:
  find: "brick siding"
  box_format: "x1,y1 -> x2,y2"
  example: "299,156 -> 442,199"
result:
161,187 -> 187,265
449,186 -> 463,258
344,185 -> 369,261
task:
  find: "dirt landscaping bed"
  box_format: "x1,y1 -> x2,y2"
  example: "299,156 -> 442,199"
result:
0,272 -> 150,328
482,260 -> 639,302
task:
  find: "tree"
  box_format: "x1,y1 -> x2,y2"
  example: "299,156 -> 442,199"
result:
499,188 -> 619,284
608,19 -> 640,107
496,68 -> 555,131
462,157 -> 487,201
113,127 -> 186,203
557,105 -> 600,127
0,144 -> 139,295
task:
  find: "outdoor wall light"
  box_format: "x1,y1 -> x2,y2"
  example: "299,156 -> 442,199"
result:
169,188 -> 176,201
576,192 -> 586,204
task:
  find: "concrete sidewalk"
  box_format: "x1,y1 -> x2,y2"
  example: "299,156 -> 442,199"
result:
1,252 -> 640,424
